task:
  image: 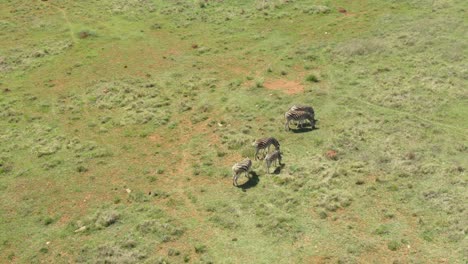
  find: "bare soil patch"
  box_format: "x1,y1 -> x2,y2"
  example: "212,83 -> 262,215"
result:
264,79 -> 304,94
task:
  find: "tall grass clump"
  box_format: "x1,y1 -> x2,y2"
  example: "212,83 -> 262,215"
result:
334,39 -> 386,57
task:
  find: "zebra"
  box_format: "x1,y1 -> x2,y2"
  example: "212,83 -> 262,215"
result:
284,110 -> 316,131
252,137 -> 280,160
288,105 -> 316,128
232,158 -> 252,186
264,150 -> 282,174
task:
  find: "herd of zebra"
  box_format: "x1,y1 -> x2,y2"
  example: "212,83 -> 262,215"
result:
232,104 -> 316,186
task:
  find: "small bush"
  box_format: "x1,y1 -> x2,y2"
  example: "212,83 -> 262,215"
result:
306,74 -> 319,83
43,216 -> 54,226
374,224 -> 390,235
128,191 -> 150,203
151,23 -> 162,30
318,210 -> 328,219
76,165 -> 88,173
255,79 -> 264,88
302,5 -> 331,14
91,244 -> 147,263
137,220 -> 184,242
387,240 -> 401,251
0,158 -> 12,174
95,210 -> 120,228
195,244 -> 207,254
334,39 -> 385,57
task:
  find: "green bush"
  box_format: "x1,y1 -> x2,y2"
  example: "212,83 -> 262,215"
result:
387,240 -> 401,251
306,74 -> 319,83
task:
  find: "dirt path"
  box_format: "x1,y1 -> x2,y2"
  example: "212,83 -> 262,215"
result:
42,2 -> 77,43
344,95 -> 468,138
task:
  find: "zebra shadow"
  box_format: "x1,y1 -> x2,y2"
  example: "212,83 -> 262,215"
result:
272,163 -> 286,174
290,126 -> 318,133
238,171 -> 259,191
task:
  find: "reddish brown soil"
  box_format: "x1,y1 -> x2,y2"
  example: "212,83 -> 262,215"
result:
325,150 -> 338,160
264,79 -> 304,94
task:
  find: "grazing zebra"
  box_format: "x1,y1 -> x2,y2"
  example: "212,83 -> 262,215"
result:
264,150 -> 282,174
252,137 -> 280,160
232,158 -> 252,186
284,110 -> 316,131
288,105 -> 316,127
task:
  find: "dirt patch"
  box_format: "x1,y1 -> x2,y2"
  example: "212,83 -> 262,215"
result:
264,79 -> 304,94
325,150 -> 338,160
148,133 -> 163,143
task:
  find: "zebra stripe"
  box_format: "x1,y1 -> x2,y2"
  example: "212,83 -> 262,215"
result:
264,150 -> 282,174
284,110 -> 316,131
252,137 -> 280,160
232,158 -> 252,186
289,105 -> 315,115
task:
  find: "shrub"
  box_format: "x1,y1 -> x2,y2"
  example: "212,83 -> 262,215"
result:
334,39 -> 385,57
195,244 -> 207,254
43,216 -> 54,226
95,210 -> 120,228
137,220 -> 184,242
92,244 -> 146,263
151,23 -> 162,30
0,157 -> 12,174
302,5 -> 331,14
306,74 -> 319,83
76,165 -> 88,173
387,240 -> 401,251
255,79 -> 264,88
374,224 -> 390,235
318,210 -> 328,219
128,191 -> 150,203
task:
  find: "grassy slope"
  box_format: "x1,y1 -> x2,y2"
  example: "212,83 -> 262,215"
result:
0,0 -> 467,263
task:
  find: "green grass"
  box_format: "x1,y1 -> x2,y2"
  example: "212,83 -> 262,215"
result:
0,0 -> 467,263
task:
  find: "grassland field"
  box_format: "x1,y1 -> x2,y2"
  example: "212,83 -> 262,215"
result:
0,0 -> 467,263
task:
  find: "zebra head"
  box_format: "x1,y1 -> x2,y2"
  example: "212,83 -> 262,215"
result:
251,140 -> 257,147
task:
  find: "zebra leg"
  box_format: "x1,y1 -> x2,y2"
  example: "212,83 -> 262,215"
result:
233,173 -> 238,186
254,148 -> 259,160
297,120 -> 301,128
285,120 -> 290,131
